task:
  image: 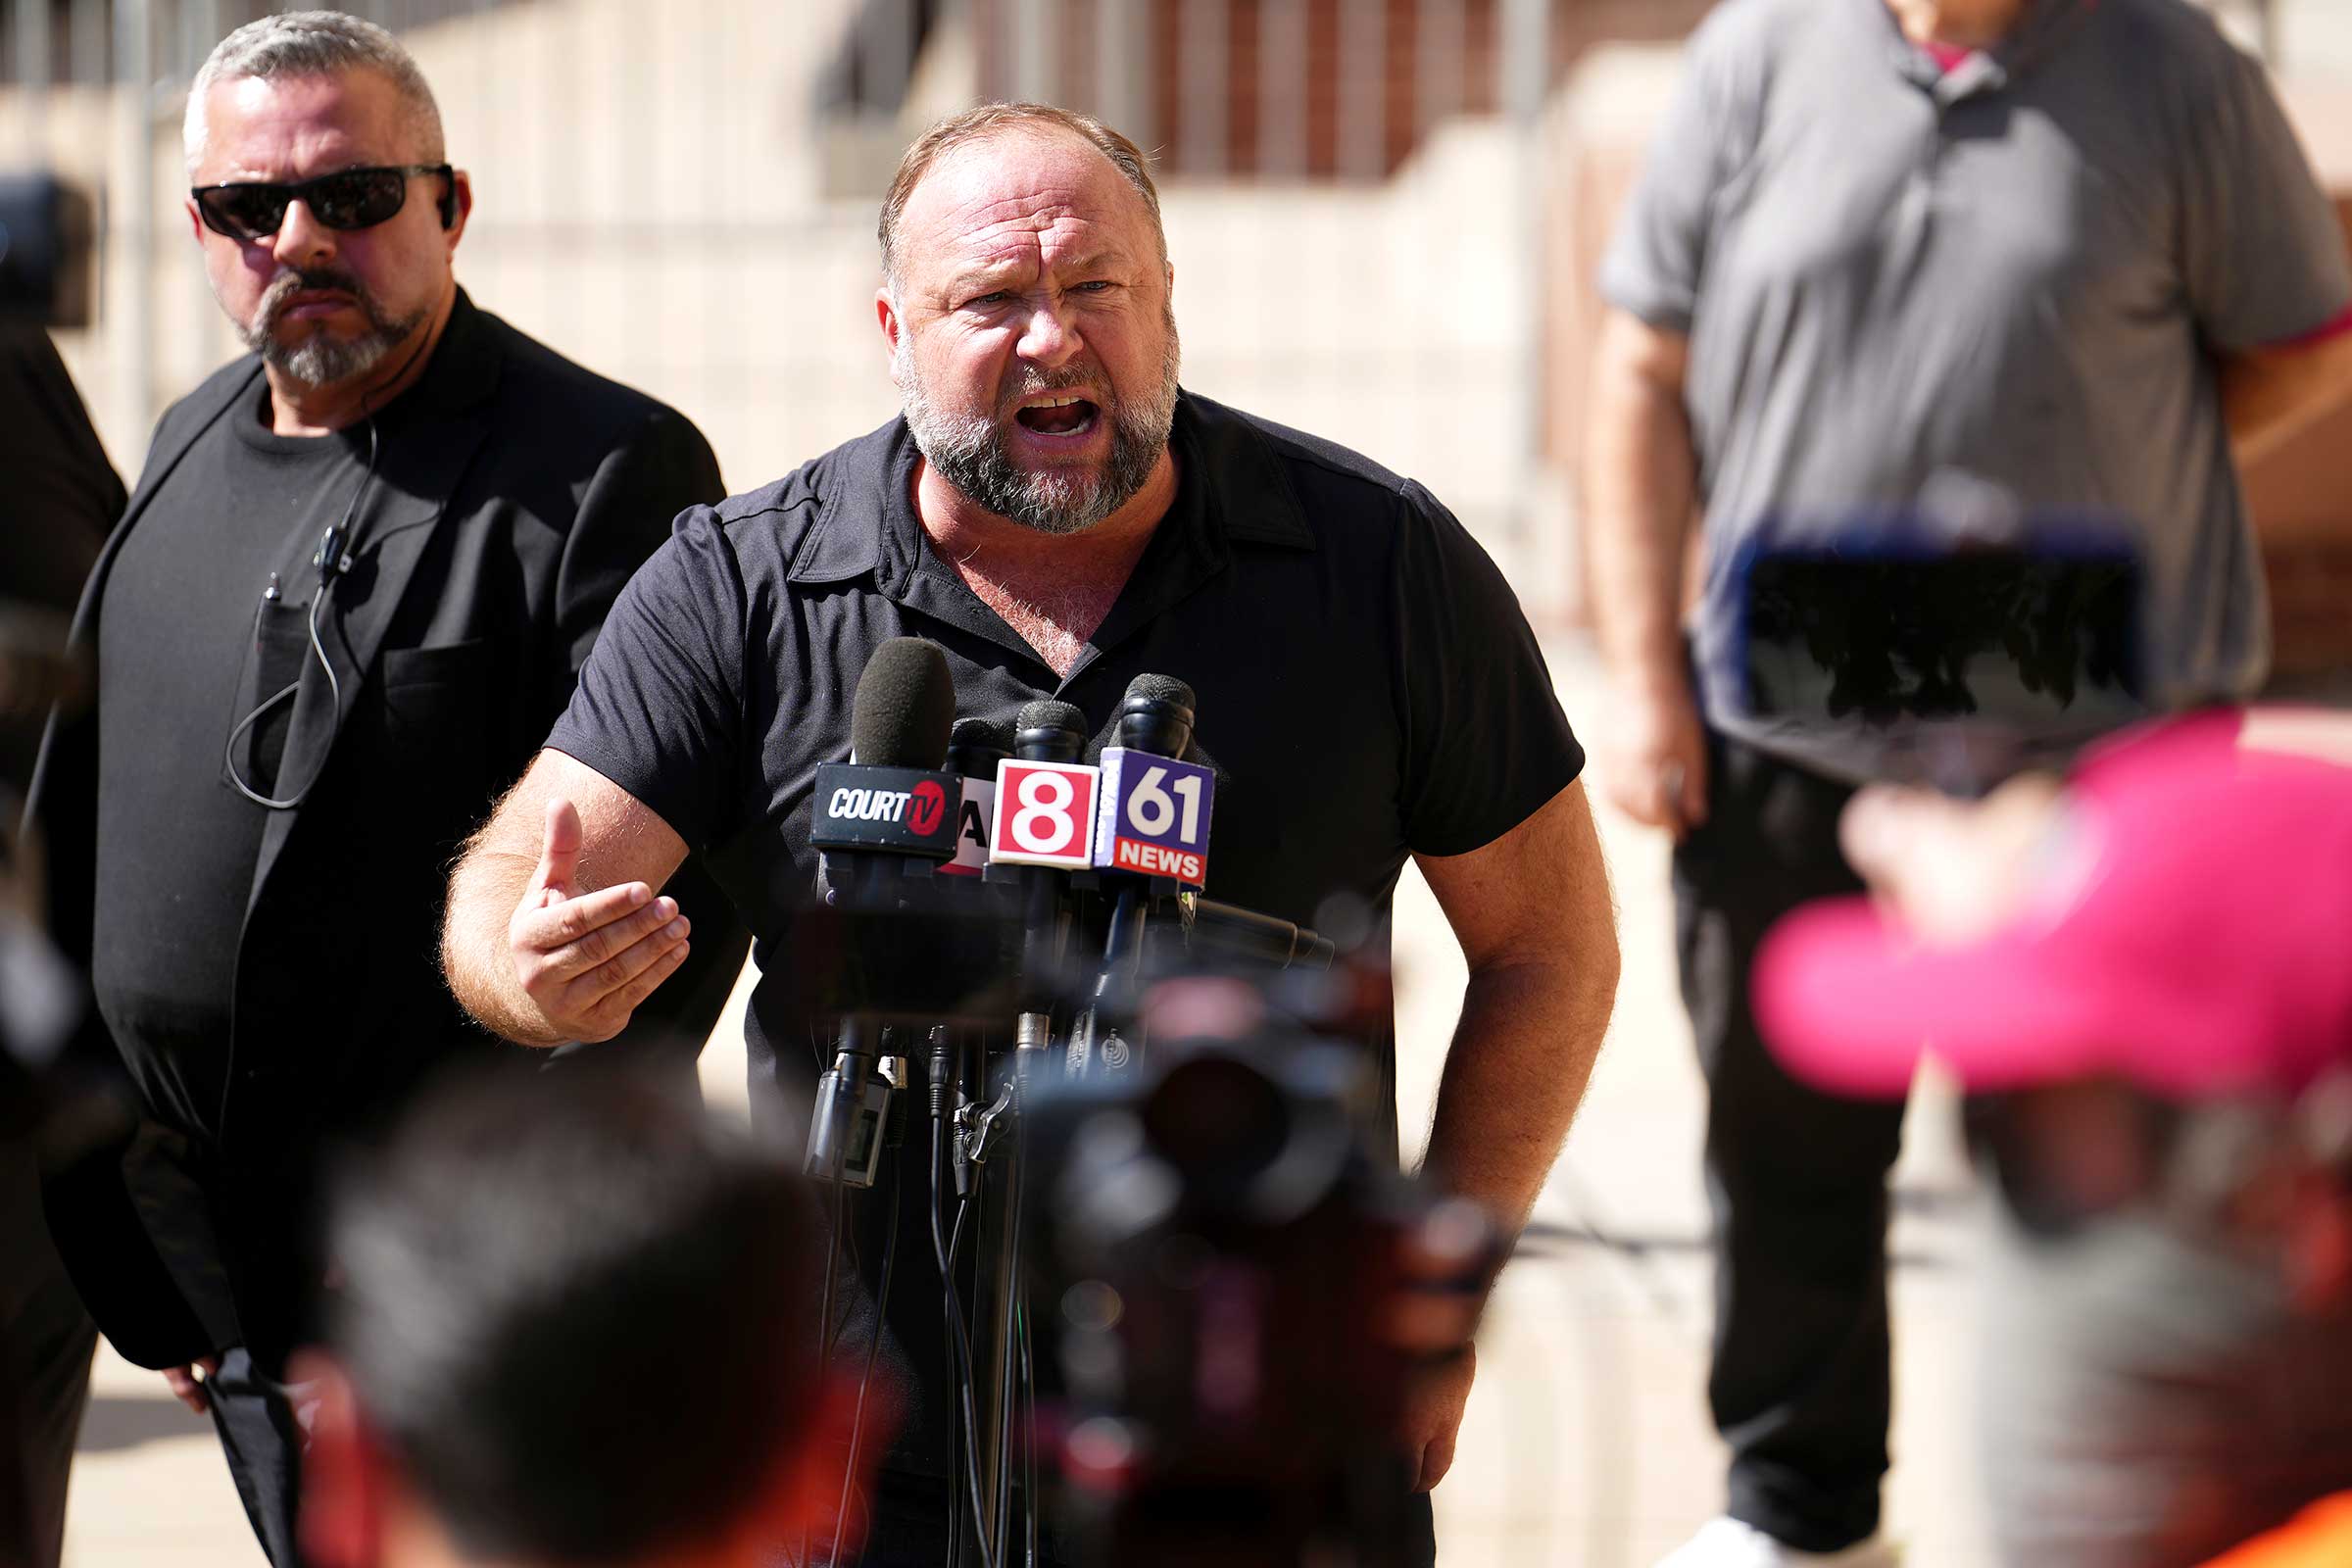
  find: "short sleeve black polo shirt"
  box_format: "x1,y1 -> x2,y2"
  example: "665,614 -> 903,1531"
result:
550,390 -> 1581,1484
551,389 -> 1582,1098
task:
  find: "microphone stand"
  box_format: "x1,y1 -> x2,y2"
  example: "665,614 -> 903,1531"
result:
961,704 -> 1085,1568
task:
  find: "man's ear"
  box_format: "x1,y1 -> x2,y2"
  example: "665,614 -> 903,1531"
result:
441,169 -> 474,250
877,288 -> 905,382
184,195 -> 207,247
290,1351 -> 386,1568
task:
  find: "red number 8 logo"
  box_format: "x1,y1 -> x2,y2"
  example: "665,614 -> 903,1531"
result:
1010,768 -> 1077,854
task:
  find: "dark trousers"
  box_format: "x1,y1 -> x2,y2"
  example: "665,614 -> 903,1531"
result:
208,1347 -> 309,1567
1672,731 -> 1905,1553
0,1138 -> 97,1568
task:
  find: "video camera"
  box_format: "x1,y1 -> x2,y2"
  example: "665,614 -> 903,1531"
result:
1023,1026 -> 1448,1568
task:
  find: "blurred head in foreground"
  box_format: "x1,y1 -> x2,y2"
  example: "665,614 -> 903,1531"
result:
292,1069 -> 866,1568
1755,707 -> 2352,1565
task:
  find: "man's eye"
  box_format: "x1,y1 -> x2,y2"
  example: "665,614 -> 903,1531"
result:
965,291 -> 1011,309
1074,280 -> 1115,294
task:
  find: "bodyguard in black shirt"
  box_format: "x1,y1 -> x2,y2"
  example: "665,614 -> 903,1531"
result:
443,104 -> 1621,1564
26,17 -> 745,1563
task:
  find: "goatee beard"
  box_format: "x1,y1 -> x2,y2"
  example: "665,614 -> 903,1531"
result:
900,314 -> 1182,537
239,269 -> 426,389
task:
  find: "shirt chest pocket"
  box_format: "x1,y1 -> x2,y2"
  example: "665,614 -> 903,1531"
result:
369,638 -> 501,762
350,638 -> 514,857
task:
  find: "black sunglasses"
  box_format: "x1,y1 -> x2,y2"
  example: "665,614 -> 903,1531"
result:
191,164 -> 452,243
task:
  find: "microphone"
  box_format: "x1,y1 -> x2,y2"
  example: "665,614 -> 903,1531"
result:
1072,675 -> 1216,1071
940,715 -> 1013,878
1181,897 -> 1337,969
989,700 -> 1097,1004
1092,674 -> 1214,888
811,638 -> 962,908
808,638 -> 959,1185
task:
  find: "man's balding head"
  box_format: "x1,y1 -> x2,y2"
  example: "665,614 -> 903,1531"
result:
879,103 -> 1164,295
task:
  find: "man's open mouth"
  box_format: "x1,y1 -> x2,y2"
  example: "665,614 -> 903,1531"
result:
1015,394 -> 1100,437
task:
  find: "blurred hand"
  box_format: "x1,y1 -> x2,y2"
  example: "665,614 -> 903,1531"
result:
1400,1346 -> 1476,1493
507,797 -> 690,1042
162,1355 -> 221,1416
1390,1199 -> 1497,1493
1838,773 -> 2066,945
1596,676 -> 1708,840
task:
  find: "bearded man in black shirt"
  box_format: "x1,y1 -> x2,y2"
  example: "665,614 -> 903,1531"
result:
442,103 -> 1620,1566
25,14 -> 745,1563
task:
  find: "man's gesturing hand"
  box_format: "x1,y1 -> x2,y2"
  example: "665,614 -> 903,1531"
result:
508,797 -> 691,1043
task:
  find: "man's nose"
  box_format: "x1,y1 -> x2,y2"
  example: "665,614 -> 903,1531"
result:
1016,297 -> 1081,368
270,198 -> 336,268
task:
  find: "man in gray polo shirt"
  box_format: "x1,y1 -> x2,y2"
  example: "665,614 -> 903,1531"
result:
1586,1 -> 2352,1563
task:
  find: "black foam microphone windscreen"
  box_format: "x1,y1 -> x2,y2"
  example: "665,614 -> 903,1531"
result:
1015,699 -> 1090,762
850,637 -> 956,767
947,715 -> 1014,770
1123,673 -> 1194,709
1113,674 -> 1197,758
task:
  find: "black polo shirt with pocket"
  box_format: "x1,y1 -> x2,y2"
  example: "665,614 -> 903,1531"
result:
550,389 -> 1583,1498
552,387 -> 1584,1126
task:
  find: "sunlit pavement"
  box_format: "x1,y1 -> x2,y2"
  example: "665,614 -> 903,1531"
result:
60,636 -> 1993,1568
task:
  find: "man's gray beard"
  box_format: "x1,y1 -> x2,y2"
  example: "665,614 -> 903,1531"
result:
238,270 -> 424,389
900,317 -> 1182,537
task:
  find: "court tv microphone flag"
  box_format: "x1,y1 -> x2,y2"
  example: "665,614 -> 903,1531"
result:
810,637 -> 963,887
807,637 -> 959,1187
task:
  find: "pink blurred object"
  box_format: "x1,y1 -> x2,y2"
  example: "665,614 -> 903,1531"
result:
1753,708 -> 2352,1100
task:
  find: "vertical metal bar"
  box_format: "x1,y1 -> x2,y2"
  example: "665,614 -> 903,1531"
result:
74,0 -> 106,87
1010,0 -> 1052,103
1257,0 -> 1305,178
1178,0 -> 1225,176
1502,0 -> 1546,123
1094,0 -> 1140,137
1503,0 -> 1548,533
862,0 -> 912,115
17,0 -> 53,122
183,0 -> 220,80
120,0 -> 158,439
1337,0 -> 1384,180
1416,0 -> 1462,143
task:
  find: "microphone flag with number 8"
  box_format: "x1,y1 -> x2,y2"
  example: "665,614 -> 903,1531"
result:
1092,748 -> 1213,886
989,758 -> 1102,869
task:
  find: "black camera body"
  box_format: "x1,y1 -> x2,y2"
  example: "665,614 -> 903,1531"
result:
1023,1037 -> 1432,1568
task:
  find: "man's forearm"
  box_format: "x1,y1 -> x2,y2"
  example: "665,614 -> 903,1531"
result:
442,845 -> 565,1048
1585,315 -> 1701,691
2225,330 -> 2352,469
1419,952 -> 1618,1235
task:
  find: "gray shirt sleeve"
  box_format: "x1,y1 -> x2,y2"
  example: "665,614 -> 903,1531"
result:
2175,34 -> 2352,352
1596,11 -> 1759,335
